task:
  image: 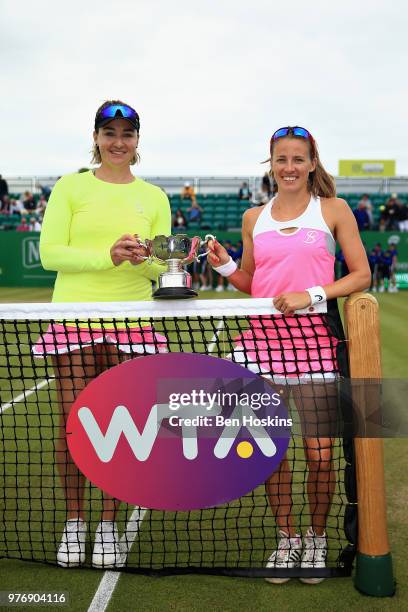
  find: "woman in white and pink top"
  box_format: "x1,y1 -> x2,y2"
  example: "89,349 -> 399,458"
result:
208,126 -> 370,584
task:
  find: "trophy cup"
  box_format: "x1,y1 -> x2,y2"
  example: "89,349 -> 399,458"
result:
141,234 -> 214,299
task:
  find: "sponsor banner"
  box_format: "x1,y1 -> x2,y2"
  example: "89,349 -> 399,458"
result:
0,232 -> 56,286
338,159 -> 396,177
395,273 -> 408,289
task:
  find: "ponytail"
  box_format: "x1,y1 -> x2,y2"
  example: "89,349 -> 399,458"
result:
308,158 -> 336,198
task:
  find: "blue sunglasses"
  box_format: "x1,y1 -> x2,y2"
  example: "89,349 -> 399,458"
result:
271,126 -> 312,141
95,104 -> 140,131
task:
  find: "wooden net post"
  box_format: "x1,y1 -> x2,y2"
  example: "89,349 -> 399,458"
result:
344,293 -> 394,596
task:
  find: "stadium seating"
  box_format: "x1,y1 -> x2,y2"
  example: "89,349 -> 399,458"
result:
0,214 -> 23,230
2,190 -> 406,232
168,192 -> 407,230
169,193 -> 248,230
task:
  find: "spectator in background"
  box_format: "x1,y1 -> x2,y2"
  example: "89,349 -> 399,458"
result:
39,184 -> 52,200
254,182 -> 272,205
16,217 -> 30,232
10,198 -> 25,216
379,194 -> 400,231
238,181 -> 252,201
378,248 -> 393,292
0,195 -> 11,215
396,199 -> 408,232
388,242 -> 398,292
190,244 -> 212,291
235,240 -> 243,264
37,195 -> 48,217
373,242 -> 382,257
262,173 -> 272,197
372,242 -> 383,289
358,194 -> 373,228
22,191 -> 37,212
173,208 -> 187,229
186,200 -> 203,224
29,216 -> 42,231
180,182 -> 196,204
353,200 -> 370,231
335,249 -> 349,279
367,248 -> 380,292
0,174 -> 9,203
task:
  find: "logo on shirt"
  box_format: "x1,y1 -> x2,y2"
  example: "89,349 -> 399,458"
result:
304,231 -> 317,244
135,203 -> 144,214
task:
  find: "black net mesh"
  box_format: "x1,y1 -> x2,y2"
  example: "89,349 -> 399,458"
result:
0,299 -> 356,577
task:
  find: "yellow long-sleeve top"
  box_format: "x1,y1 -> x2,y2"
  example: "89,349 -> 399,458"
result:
40,171 -> 171,302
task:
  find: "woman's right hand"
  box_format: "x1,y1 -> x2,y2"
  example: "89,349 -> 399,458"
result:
207,239 -> 230,268
110,234 -> 147,266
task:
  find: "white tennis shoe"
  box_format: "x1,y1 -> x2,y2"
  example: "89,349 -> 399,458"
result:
57,518 -> 87,568
265,530 -> 302,584
299,527 -> 327,584
92,521 -> 124,569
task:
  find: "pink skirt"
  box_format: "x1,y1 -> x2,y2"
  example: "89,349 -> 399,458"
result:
33,323 -> 168,357
231,314 -> 338,383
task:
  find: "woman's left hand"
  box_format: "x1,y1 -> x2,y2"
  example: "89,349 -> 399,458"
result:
273,291 -> 311,315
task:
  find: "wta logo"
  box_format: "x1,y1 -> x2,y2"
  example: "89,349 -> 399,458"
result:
67,354 -> 290,510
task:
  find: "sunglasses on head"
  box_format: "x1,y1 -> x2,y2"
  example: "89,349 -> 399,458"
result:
95,104 -> 140,131
271,126 -> 312,141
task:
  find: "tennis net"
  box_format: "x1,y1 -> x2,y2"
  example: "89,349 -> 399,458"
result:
0,298 -> 356,577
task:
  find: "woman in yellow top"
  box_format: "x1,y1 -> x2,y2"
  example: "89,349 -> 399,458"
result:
38,100 -> 171,568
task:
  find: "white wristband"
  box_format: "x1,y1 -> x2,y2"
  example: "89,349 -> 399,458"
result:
213,256 -> 238,277
306,286 -> 327,305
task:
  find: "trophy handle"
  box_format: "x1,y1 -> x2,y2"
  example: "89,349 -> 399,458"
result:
196,234 -> 216,260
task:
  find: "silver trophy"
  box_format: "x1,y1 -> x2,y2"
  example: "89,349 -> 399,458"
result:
140,234 -> 215,299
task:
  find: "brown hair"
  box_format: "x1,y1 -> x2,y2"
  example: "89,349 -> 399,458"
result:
91,99 -> 140,166
266,132 -> 336,198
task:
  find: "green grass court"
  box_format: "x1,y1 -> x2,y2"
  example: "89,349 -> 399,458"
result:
0,288 -> 407,612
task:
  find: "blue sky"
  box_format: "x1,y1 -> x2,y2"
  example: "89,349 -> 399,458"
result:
1,0 -> 408,177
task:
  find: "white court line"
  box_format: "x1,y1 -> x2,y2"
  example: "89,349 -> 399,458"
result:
206,319 -> 225,353
0,374 -> 146,611
0,378 -> 54,414
88,319 -> 224,611
87,506 -> 147,612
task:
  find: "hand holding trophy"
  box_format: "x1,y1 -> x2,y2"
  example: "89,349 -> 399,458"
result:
137,234 -> 215,299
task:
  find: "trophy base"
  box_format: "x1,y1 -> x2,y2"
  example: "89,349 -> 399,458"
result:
153,286 -> 198,299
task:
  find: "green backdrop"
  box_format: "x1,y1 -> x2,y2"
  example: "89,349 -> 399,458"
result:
0,232 -> 56,287
0,231 -> 407,288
